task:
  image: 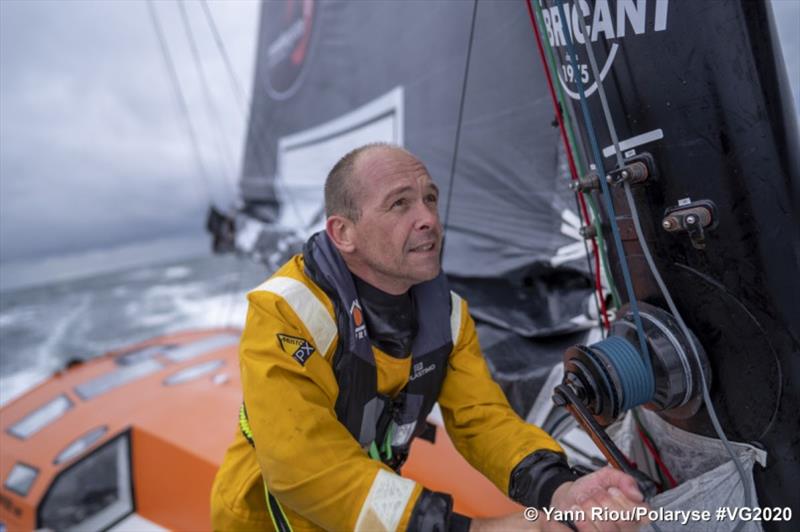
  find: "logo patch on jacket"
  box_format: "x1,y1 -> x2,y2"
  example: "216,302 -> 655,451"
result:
349,299 -> 367,340
410,361 -> 436,381
277,334 -> 315,366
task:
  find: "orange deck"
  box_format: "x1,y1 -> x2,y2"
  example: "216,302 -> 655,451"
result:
0,329 -> 519,530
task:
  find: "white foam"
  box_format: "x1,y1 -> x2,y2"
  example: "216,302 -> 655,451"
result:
169,290 -> 249,330
38,294 -> 90,368
163,266 -> 192,280
0,367 -> 51,407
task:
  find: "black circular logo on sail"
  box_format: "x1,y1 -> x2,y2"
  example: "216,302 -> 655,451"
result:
264,0 -> 316,100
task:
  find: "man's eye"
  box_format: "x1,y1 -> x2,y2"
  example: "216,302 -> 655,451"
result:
391,198 -> 408,209
425,194 -> 438,204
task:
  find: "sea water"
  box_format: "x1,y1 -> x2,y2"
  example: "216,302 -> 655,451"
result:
0,253 -> 269,406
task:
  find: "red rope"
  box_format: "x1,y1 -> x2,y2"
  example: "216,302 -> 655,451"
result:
637,426 -> 678,489
524,0 -> 610,331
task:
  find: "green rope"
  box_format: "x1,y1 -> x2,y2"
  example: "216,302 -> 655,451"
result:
531,1 -> 620,310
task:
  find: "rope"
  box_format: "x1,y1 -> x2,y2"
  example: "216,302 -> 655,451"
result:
199,0 -> 247,111
199,0 -> 305,233
591,336 -> 654,410
524,0 -> 610,331
552,0 -> 652,375
441,0 -> 479,248
177,0 -> 238,200
529,0 -> 620,311
146,0 -> 213,206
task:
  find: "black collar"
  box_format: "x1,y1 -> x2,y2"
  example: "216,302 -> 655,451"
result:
353,275 -> 417,358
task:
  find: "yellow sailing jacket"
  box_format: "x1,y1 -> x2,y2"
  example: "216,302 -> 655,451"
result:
210,255 -> 563,531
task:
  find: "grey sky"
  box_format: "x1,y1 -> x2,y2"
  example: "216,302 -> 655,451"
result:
1,0 -> 258,262
0,0 -> 798,267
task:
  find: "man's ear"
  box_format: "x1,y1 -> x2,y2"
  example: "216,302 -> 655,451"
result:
326,215 -> 356,253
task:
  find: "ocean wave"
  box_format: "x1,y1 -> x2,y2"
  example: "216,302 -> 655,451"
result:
0,367 -> 51,407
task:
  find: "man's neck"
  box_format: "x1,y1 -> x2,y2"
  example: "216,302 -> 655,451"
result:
341,256 -> 410,295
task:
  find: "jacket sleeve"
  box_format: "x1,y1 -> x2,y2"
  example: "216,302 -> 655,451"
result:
437,296 -> 568,498
241,290 -> 423,531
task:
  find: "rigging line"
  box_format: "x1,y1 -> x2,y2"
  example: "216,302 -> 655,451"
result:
525,0 -> 609,331
200,0 -> 304,235
575,10 -> 752,523
199,0 -> 247,112
441,0 -> 479,250
529,0 -> 608,333
147,0 -> 214,206
193,0 -> 250,326
528,0 -> 619,313
632,409 -> 676,489
553,0 -> 652,377
528,0 -> 607,332
178,0 -> 238,199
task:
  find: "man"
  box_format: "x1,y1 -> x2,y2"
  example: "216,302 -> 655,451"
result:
211,144 -> 648,531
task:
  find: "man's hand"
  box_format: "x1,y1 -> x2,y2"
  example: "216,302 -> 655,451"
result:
550,466 -> 650,531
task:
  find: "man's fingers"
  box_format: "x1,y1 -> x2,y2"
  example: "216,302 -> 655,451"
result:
607,487 -> 637,512
618,477 -> 644,503
596,467 -> 644,503
606,487 -> 649,531
579,488 -> 651,532
586,492 -> 628,532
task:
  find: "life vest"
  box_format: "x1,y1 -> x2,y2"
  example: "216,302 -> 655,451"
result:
301,231 -> 453,469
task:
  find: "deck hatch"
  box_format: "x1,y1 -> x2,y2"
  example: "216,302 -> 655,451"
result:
163,359 -> 225,386
163,334 -> 239,363
7,395 -> 73,440
4,463 -> 38,497
116,345 -> 172,366
74,359 -> 162,400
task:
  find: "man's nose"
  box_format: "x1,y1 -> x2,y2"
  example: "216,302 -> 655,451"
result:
414,200 -> 439,231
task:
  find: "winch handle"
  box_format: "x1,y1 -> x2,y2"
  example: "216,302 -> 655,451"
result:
553,383 -> 659,501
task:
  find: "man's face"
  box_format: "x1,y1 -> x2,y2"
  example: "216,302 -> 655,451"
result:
348,148 -> 443,294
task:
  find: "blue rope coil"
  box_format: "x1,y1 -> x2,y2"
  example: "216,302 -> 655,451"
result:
591,336 -> 655,411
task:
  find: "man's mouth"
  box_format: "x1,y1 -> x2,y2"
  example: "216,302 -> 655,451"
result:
409,241 -> 437,253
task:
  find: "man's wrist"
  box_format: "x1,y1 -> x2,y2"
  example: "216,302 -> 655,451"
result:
550,480 -> 575,509
508,450 -> 581,508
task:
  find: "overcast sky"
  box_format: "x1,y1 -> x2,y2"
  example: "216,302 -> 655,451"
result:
1,0 -> 798,269
1,0 -> 259,264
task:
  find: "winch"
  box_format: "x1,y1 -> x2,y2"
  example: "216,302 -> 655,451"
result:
554,302 -> 711,498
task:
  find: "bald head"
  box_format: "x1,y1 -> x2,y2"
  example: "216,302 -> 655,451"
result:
324,142 -> 412,221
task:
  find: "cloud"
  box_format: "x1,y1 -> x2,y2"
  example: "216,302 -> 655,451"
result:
0,0 -> 258,261
1,0 -> 797,263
